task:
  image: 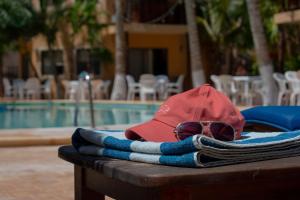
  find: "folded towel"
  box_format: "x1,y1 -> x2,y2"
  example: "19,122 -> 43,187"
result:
242,106 -> 300,131
72,128 -> 300,167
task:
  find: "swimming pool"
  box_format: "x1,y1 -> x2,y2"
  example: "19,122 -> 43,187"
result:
0,102 -> 159,129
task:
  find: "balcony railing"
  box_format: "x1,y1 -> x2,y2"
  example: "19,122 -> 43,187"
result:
124,0 -> 186,24
280,0 -> 300,12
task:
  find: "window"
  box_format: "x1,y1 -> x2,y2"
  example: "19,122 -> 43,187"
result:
2,51 -> 20,79
41,50 -> 64,75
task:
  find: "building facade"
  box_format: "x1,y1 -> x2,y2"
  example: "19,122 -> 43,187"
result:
21,0 -> 188,84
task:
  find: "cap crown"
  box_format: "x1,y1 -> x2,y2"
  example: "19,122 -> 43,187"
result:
154,84 -> 245,138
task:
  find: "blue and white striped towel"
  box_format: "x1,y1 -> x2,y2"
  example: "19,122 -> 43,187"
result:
72,128 -> 300,167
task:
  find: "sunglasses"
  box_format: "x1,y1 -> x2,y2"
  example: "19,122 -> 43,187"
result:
174,121 -> 236,141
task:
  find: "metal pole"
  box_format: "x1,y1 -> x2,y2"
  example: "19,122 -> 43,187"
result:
73,87 -> 79,127
87,79 -> 95,128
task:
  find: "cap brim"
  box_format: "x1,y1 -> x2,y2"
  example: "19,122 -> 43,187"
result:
125,120 -> 178,142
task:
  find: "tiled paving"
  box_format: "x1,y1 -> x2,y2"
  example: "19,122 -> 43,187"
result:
0,125 -> 132,147
0,146 -> 113,200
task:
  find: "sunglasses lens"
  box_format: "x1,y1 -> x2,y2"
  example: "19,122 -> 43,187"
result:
176,122 -> 203,140
210,122 -> 234,141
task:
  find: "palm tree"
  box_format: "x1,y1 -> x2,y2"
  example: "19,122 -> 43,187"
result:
197,0 -> 249,75
110,0 -> 127,100
37,0 -> 110,80
0,0 -> 40,95
184,0 -> 206,87
246,0 -> 277,105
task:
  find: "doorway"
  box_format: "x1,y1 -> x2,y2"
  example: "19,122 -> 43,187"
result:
128,48 -> 168,80
76,49 -> 101,76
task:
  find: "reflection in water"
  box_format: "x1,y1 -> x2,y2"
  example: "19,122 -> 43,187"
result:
112,109 -> 129,124
0,104 -> 157,129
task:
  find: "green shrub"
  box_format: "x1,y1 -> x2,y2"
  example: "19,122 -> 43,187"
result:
284,56 -> 300,72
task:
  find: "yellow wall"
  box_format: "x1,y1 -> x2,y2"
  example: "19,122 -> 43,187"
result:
101,33 -> 188,80
30,30 -> 98,78
29,0 -> 188,81
30,31 -> 188,81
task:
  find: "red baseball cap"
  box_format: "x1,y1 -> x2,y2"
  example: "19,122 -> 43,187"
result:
125,84 -> 245,142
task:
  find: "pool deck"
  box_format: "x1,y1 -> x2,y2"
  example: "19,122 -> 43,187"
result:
0,124 -> 133,147
0,145 -> 114,200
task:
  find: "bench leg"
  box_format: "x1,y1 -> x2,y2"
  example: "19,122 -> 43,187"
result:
75,165 -> 105,200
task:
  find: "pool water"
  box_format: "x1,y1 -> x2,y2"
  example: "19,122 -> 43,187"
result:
0,102 -> 159,129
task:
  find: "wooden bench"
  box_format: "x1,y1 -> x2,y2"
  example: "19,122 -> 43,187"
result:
58,145 -> 300,200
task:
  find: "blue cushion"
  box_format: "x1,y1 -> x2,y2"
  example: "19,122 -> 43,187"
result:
241,106 -> 300,131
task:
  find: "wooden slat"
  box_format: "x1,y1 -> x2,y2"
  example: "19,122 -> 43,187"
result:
59,146 -> 300,188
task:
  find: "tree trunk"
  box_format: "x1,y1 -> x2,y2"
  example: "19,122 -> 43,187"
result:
0,57 -> 3,96
60,23 -> 74,80
278,27 -> 285,73
49,48 -> 59,99
63,45 -> 74,80
184,0 -> 206,87
19,39 -> 41,80
223,46 -> 233,74
111,0 -> 127,100
28,55 -> 41,79
246,0 -> 277,105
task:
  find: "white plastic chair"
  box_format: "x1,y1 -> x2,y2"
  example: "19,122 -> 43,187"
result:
273,73 -> 290,105
210,75 -> 222,91
61,80 -> 70,99
166,74 -> 184,96
155,75 -> 169,100
139,74 -> 157,101
250,79 -> 268,106
12,79 -> 25,99
219,75 -> 238,104
62,80 -> 79,100
24,78 -> 41,99
126,75 -> 140,100
155,75 -> 169,82
78,80 -> 89,100
3,78 -> 13,97
285,71 -> 300,105
100,80 -> 111,99
41,77 -> 55,99
92,79 -> 104,99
